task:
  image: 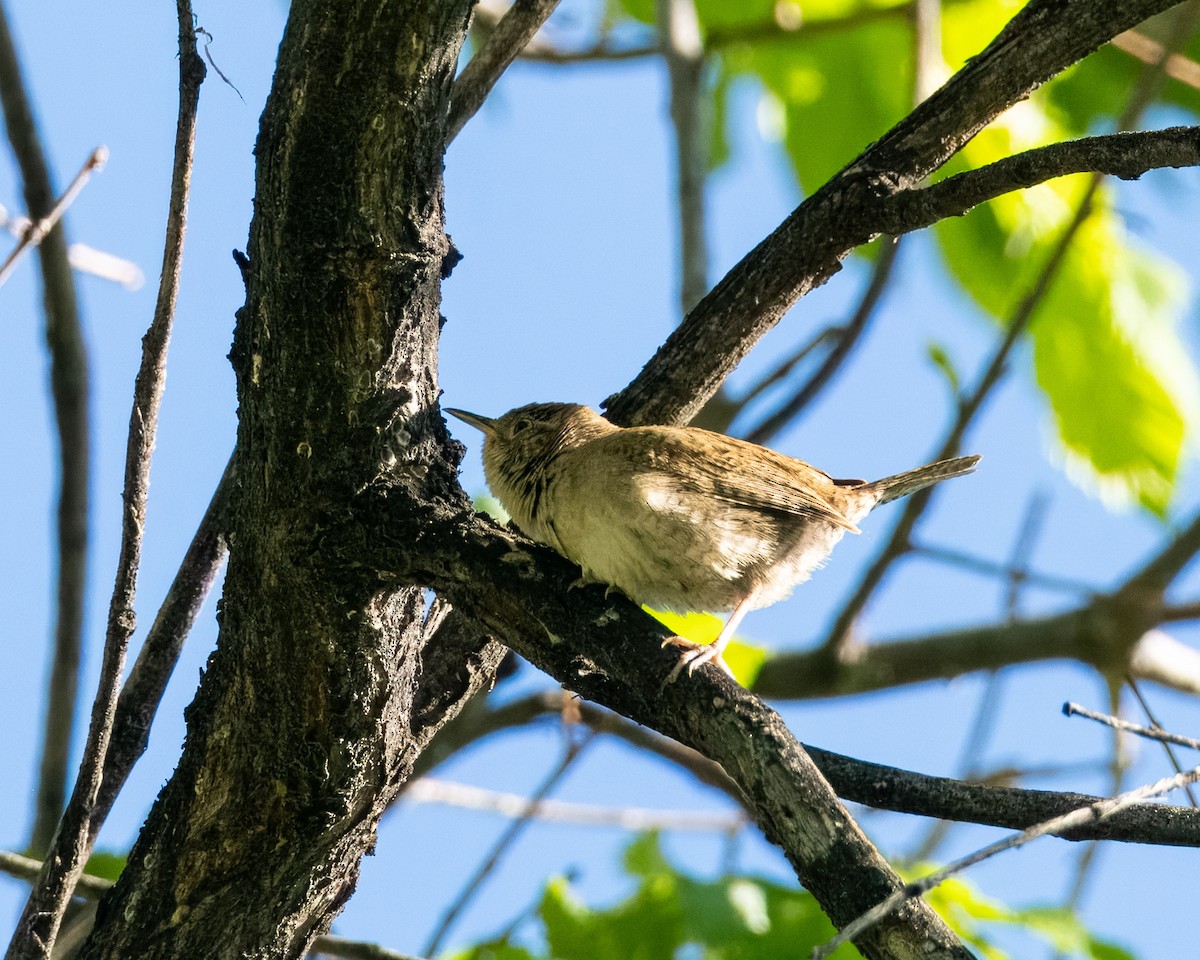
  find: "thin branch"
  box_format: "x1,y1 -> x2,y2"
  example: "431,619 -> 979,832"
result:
448,0 -> 563,143
911,0 -> 942,104
1162,600 -> 1200,621
90,456 -> 233,838
604,0 -> 1186,427
812,764 -> 1200,959
1124,676 -> 1200,807
421,733 -> 595,957
1124,509 -> 1200,593
312,937 -> 427,960
742,237 -> 901,445
4,7 -> 205,957
424,690 -> 1200,854
0,146 -> 107,286
1065,700 -> 1200,751
518,39 -> 658,63
0,6 -> 97,860
657,0 -> 708,316
1114,27 -> 1200,91
0,203 -> 142,286
405,776 -> 744,832
752,611 -> 1196,701
878,126 -> 1200,237
911,541 -> 1096,596
515,3 -> 910,64
823,242 -> 1060,651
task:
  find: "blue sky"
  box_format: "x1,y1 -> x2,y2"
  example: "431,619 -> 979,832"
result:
2,2 -> 1199,958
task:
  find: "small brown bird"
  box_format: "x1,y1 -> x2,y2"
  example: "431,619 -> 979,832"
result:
447,403 -> 980,681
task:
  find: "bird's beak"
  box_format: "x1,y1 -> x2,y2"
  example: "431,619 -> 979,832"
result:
445,408 -> 496,435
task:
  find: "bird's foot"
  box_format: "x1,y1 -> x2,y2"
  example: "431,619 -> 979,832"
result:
661,636 -> 734,683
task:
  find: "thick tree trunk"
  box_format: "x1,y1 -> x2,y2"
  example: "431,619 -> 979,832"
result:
77,3 -> 501,957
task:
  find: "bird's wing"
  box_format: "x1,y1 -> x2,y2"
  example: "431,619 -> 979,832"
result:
613,427 -> 860,531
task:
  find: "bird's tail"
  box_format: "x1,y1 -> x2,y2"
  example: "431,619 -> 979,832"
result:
864,454 -> 981,505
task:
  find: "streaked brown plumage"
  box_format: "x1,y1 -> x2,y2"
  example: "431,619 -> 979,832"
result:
448,403 -> 980,681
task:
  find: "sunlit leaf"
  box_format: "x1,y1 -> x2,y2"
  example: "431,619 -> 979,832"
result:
643,608 -> 771,686
83,850 -> 126,883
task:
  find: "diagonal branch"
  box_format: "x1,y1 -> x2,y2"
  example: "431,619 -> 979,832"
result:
603,0 -> 1185,427
448,0 -> 562,143
4,6 -> 205,957
370,512 -> 974,960
89,455 -> 234,838
424,691 -> 1200,847
0,4 -> 94,857
878,126 -> 1200,236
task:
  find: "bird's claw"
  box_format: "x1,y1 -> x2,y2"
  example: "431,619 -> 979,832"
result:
661,635 -> 734,683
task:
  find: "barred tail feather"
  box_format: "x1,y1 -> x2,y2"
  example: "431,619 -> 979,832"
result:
866,454 -> 981,505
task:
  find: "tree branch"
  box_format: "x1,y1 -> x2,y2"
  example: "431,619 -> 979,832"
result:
4,6 -> 204,957
657,0 -> 708,316
603,0 -> 1186,426
448,0 -> 562,143
0,3 -> 94,858
424,690 -> 1200,847
878,126 -> 1200,236
89,455 -> 234,838
371,513 -> 974,960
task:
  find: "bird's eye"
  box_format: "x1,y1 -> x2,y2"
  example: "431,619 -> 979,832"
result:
511,417 -> 532,435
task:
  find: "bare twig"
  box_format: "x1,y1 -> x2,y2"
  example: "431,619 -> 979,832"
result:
911,541 -> 1095,596
1065,700 -> 1200,752
0,5 -> 98,860
448,0 -> 563,142
811,764 -> 1200,959
0,146 -> 107,286
824,232 -> 1067,651
753,611 -> 1200,701
1126,676 -> 1200,808
657,0 -> 708,316
90,456 -> 233,838
877,126 -> 1200,236
1114,28 -> 1200,91
312,937 -> 428,960
911,0 -> 942,103
1124,509 -> 1200,594
4,6 -> 205,956
423,692 -> 1200,847
1162,601 -> 1200,621
405,776 -> 744,832
422,733 -> 595,956
0,203 -> 141,286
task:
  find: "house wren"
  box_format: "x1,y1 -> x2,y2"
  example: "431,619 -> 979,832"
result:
447,403 -> 980,681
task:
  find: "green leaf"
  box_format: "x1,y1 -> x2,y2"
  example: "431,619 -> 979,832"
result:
1030,225 -> 1196,515
541,871 -> 683,960
474,493 -> 511,524
926,341 -> 962,398
83,850 -> 126,883
449,940 -> 539,960
736,18 -> 911,190
935,104 -> 1196,515
642,608 -> 771,686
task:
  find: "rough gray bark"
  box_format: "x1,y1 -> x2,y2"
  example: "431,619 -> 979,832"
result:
66,1 -> 1200,959
76,3 -> 503,957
